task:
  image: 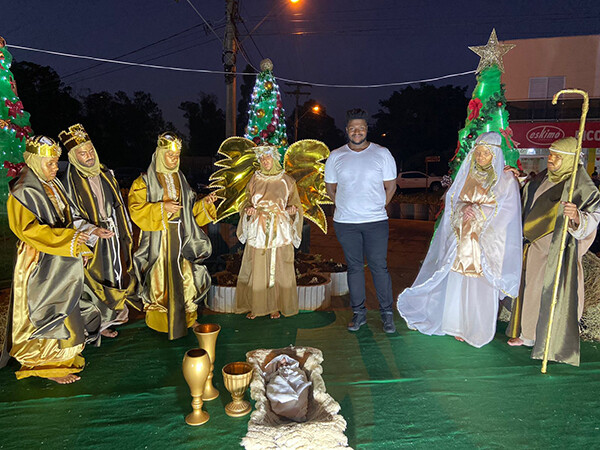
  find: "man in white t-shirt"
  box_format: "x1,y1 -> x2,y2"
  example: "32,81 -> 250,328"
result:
324,109 -> 397,333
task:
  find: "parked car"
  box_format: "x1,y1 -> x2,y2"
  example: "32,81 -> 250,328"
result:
396,171 -> 443,191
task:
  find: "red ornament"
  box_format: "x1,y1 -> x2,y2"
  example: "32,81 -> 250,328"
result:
467,98 -> 483,121
266,124 -> 275,133
467,134 -> 473,139
252,136 -> 261,145
3,161 -> 25,178
497,101 -> 503,107
5,99 -> 24,118
276,100 -> 283,108
260,130 -> 269,139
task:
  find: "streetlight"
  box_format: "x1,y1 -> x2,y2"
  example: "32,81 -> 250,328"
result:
294,103 -> 321,142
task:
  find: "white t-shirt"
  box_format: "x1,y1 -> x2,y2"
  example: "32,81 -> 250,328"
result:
324,142 -> 397,223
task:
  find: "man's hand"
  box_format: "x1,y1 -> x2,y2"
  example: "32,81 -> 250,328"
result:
286,205 -> 298,215
504,165 -> 519,178
562,201 -> 580,227
82,255 -> 90,266
164,199 -> 183,214
77,232 -> 90,244
245,206 -> 256,216
92,227 -> 115,239
203,192 -> 217,204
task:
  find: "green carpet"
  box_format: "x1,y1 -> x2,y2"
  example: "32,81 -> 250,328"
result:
2,310 -> 600,449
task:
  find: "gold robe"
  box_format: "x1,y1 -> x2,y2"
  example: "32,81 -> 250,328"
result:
6,182 -> 92,379
129,172 -> 215,339
451,174 -> 496,276
235,171 -> 302,317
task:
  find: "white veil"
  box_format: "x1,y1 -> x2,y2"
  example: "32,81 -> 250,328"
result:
401,133 -> 522,301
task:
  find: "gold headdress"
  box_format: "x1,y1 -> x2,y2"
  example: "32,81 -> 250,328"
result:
58,123 -> 90,151
155,132 -> 182,174
25,135 -> 61,157
157,132 -> 182,152
209,137 -> 332,233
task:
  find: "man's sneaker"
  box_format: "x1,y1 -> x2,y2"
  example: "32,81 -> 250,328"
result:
347,313 -> 367,331
382,313 -> 396,334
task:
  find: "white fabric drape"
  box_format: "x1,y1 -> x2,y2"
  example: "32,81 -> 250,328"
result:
397,144 -> 523,347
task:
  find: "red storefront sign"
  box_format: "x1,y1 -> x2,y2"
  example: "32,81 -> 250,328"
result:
510,121 -> 600,148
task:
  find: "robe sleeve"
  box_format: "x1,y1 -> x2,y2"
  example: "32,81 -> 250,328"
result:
569,205 -> 600,240
7,195 -> 92,258
193,197 -> 217,226
236,176 -> 255,243
128,176 -> 168,231
286,176 -> 303,249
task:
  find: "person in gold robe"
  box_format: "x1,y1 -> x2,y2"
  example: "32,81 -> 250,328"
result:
235,145 -> 303,319
1,136 -> 114,384
507,137 -> 600,366
397,132 -> 522,347
59,123 -> 134,338
128,132 -> 215,340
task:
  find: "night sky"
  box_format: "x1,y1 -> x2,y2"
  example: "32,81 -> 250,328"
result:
4,0 -> 600,134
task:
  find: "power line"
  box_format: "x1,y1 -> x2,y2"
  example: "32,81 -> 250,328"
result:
183,0 -> 224,45
8,43 -> 476,89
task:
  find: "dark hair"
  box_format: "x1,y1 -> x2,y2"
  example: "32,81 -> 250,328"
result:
346,108 -> 369,125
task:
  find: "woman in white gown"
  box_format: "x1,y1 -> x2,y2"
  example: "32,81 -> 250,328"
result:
397,132 -> 522,347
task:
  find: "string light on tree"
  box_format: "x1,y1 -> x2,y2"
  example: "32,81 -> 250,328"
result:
449,29 -> 520,177
244,58 -> 289,160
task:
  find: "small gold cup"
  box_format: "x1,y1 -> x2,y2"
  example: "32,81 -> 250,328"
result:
222,362 -> 253,417
182,348 -> 211,426
193,323 -> 221,401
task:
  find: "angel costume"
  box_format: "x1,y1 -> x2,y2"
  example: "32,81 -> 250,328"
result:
397,132 -> 522,347
235,146 -> 303,317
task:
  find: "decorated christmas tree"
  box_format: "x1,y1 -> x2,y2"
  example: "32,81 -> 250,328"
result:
244,58 -> 289,161
0,37 -> 33,205
449,29 -> 519,176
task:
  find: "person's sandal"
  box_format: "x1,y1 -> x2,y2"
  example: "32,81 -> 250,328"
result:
246,313 -> 256,319
270,312 -> 281,319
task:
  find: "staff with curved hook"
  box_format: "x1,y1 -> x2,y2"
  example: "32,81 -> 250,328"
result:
541,89 -> 590,373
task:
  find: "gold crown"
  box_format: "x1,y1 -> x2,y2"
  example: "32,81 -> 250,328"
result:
26,135 -> 62,157
58,123 -> 90,151
157,132 -> 182,152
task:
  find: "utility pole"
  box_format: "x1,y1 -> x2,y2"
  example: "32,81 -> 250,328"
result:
284,82 -> 311,142
223,0 -> 239,137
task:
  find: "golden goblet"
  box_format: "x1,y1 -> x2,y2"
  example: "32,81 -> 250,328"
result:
222,362 -> 253,417
182,348 -> 210,426
193,323 -> 221,401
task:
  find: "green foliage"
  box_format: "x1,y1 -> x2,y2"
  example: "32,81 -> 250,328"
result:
244,69 -> 288,161
449,65 -> 520,176
0,46 -> 33,207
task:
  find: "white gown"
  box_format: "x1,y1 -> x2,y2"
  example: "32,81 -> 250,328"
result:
397,146 -> 522,347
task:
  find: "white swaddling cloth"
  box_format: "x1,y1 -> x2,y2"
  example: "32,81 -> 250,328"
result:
264,354 -> 312,422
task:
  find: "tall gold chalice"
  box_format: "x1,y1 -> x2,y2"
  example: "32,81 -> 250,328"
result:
182,348 -> 211,426
222,362 -> 253,417
193,323 -> 221,400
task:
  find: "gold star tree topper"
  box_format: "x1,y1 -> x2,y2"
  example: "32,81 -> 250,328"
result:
469,29 -> 515,73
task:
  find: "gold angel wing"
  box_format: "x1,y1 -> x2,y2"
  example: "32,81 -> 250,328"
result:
283,139 -> 332,234
209,136 -> 257,222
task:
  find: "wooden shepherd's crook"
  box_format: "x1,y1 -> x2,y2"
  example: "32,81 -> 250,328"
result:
541,89 -> 589,374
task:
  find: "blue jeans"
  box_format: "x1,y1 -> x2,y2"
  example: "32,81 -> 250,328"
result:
333,220 -> 394,315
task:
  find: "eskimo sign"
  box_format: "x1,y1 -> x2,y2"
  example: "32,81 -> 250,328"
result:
511,122 -> 600,148
526,126 -> 564,146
